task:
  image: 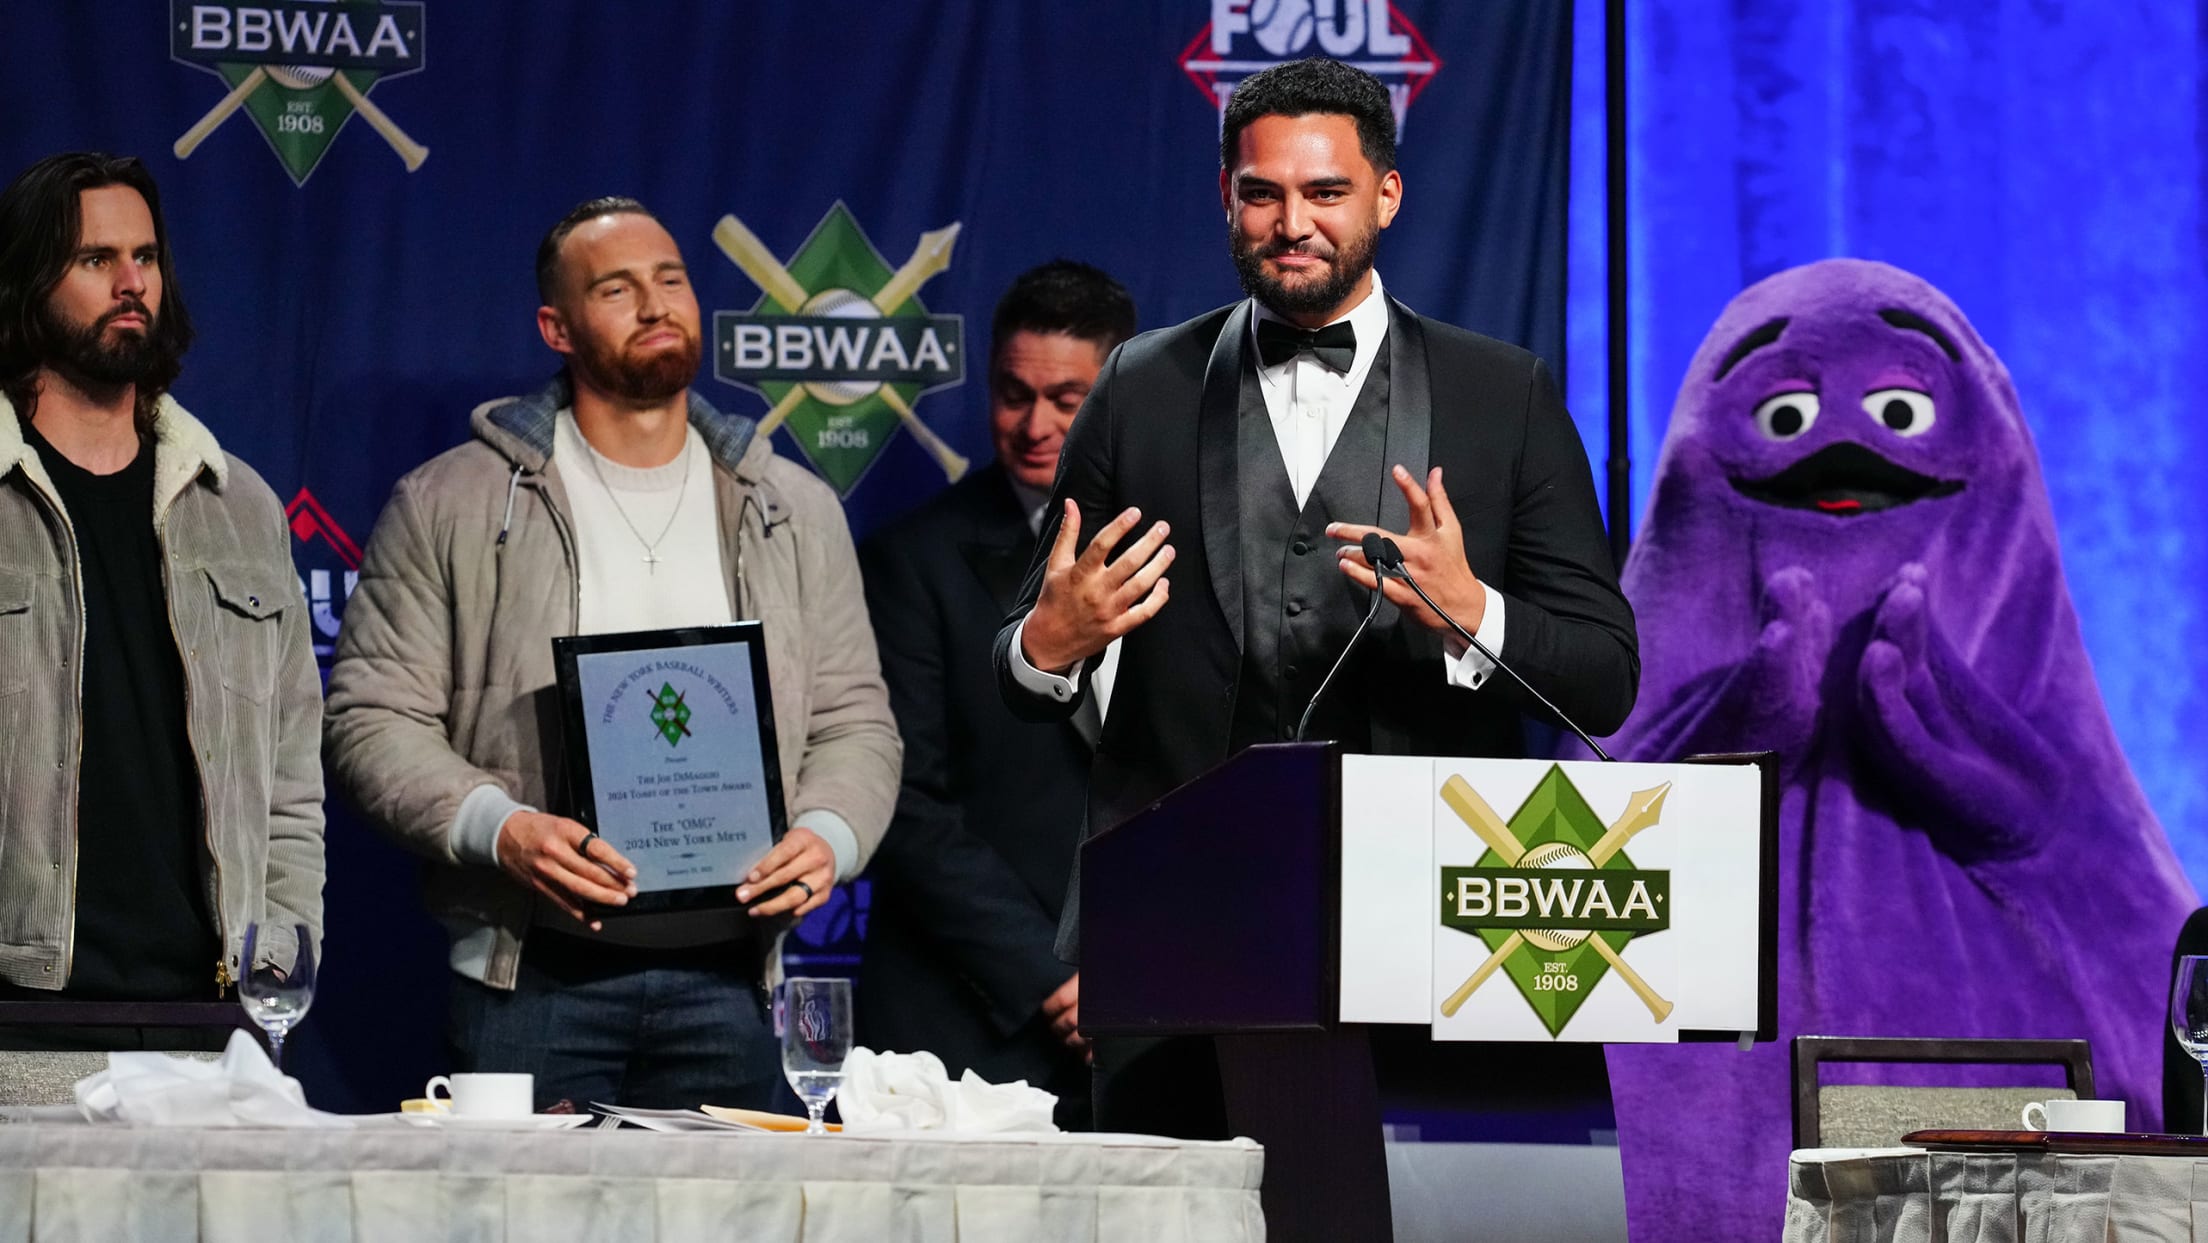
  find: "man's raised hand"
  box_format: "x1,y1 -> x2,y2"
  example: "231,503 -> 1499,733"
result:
1019,500 -> 1174,674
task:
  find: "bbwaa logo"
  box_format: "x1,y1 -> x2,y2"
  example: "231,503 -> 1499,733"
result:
170,1 -> 428,184
1180,1 -> 1441,136
286,488 -> 361,662
1436,767 -> 1672,1037
710,204 -> 969,495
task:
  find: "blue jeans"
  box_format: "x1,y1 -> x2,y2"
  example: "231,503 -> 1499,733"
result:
448,933 -> 791,1112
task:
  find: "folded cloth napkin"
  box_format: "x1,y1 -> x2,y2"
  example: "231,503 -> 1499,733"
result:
834,1048 -> 1058,1135
74,1029 -> 346,1128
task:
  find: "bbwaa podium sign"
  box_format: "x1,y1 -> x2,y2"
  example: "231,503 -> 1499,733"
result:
1339,757 -> 1771,1043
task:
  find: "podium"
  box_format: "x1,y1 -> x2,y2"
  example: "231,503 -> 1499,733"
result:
1079,742 -> 1777,1243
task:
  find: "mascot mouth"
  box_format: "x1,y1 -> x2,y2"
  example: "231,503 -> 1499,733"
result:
1729,442 -> 1963,515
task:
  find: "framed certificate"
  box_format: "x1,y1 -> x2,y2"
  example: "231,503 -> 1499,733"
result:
552,624 -> 788,912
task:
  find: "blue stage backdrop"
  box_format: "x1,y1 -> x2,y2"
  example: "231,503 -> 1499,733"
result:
0,1 -> 1572,1111
1599,1 -> 2208,896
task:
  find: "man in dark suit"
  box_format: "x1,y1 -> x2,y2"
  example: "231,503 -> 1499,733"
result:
857,263 -> 1137,1128
993,58 -> 1639,1134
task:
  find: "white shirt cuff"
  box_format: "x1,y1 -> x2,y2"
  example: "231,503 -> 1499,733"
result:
1442,583 -> 1507,690
793,809 -> 861,882
1008,614 -> 1082,703
453,783 -> 533,868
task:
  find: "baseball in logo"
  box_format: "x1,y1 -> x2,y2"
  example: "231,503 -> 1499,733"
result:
710,204 -> 969,496
1180,0 -> 1440,135
170,0 -> 428,184
285,487 -> 362,663
1436,766 -> 1673,1037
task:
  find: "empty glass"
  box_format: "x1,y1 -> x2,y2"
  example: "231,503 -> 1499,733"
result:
238,922 -> 315,1073
2171,955 -> 2208,1134
780,976 -> 853,1136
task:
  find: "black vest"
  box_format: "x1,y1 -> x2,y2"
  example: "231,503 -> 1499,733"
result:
1228,338 -> 1391,749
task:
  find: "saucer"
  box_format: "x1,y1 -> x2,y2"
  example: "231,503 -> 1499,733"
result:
397,1112 -> 593,1131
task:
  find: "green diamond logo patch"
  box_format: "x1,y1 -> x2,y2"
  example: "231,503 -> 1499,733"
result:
1436,766 -> 1672,1037
648,683 -> 693,747
711,203 -> 970,495
171,1 -> 428,185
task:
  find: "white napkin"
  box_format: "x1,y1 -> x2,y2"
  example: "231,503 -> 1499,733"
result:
834,1047 -> 1059,1135
74,1029 -> 346,1128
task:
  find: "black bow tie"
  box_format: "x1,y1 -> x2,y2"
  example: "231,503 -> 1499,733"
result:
1255,317 -> 1357,373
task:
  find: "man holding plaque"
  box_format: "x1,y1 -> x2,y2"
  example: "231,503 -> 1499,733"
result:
326,198 -> 901,1109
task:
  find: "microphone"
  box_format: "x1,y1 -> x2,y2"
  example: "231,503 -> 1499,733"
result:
1375,538 -> 1615,762
1293,534 -> 1392,742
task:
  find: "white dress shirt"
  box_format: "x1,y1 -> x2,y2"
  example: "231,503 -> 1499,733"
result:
1009,272 -> 1504,705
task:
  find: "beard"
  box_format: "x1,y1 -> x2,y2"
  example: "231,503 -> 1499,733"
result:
43,297 -> 175,390
573,322 -> 700,404
1230,214 -> 1381,319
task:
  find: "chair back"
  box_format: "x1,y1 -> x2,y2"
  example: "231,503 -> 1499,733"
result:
1792,1036 -> 2094,1148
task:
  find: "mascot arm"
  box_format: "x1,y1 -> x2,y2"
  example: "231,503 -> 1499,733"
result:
1855,563 -> 2060,860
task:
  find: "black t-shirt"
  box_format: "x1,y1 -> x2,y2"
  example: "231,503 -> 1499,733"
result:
20,420 -> 217,1000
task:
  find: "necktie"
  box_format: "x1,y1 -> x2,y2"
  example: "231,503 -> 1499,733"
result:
1255,317 -> 1357,373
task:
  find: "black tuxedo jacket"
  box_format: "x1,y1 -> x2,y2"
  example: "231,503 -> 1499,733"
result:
992,297 -> 1639,958
856,466 -> 1091,1118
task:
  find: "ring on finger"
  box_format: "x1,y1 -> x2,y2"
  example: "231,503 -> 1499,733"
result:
577,831 -> 600,859
794,880 -> 815,902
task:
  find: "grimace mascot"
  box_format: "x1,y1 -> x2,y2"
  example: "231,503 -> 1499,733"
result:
1590,259 -> 2196,1242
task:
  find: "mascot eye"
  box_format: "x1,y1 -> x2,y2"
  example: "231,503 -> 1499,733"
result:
1863,389 -> 1935,437
1752,391 -> 1819,441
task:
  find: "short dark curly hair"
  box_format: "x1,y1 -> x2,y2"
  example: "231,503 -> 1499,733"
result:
1220,57 -> 1397,174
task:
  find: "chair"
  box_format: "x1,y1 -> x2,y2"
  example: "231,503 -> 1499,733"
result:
1791,1035 -> 2094,1148
0,1001 -> 253,1107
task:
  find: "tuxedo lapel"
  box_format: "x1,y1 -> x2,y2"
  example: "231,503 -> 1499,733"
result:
1379,297 -> 1434,537
960,539 -> 1029,615
1200,300 -> 1256,654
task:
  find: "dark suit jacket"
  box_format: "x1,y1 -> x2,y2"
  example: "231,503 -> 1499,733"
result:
991,297 -> 1639,958
856,465 -> 1091,1120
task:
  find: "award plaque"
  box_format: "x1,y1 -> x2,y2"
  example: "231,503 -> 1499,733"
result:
552,624 -> 788,912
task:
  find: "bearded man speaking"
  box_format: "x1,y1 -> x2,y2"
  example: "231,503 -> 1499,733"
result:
327,198 -> 898,1109
993,57 -> 1639,1135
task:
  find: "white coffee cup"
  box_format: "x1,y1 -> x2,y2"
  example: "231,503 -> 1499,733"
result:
425,1073 -> 534,1118
2020,1098 -> 2125,1133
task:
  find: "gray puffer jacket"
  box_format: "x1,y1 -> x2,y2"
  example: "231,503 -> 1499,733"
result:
0,394 -> 326,993
323,379 -> 900,989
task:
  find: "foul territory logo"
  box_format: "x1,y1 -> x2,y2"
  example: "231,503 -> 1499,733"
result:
170,0 -> 429,183
1437,767 -> 1672,1037
1180,1 -> 1441,136
710,204 -> 970,495
286,488 -> 361,663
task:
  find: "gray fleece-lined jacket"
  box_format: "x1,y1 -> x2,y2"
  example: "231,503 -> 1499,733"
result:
0,394 -> 326,993
323,378 -> 900,989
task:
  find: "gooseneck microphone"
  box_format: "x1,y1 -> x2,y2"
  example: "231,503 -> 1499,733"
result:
1293,533 -> 1392,743
1374,537 -> 1615,762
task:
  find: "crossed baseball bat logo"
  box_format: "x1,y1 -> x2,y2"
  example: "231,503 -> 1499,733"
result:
173,66 -> 428,171
712,215 -> 969,482
1437,775 -> 1675,1023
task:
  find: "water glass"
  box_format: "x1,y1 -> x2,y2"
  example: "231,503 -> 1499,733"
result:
239,922 -> 315,1073
2172,955 -> 2208,1134
780,976 -> 852,1135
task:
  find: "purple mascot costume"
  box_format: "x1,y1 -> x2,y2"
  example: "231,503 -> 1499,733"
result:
1598,260 -> 2196,1242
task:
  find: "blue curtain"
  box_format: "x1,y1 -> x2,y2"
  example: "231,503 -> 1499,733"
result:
1574,0 -> 2208,891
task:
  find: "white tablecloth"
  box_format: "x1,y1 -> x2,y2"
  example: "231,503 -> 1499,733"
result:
1785,1146 -> 2203,1243
0,1122 -> 1266,1243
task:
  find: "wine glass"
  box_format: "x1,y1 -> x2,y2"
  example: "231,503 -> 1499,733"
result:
2172,955 -> 2208,1134
239,922 -> 315,1074
780,976 -> 852,1135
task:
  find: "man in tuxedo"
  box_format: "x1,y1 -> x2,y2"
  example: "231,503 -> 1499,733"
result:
993,57 -> 1638,1133
857,262 -> 1137,1129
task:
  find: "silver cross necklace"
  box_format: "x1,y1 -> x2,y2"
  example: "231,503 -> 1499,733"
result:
582,435 -> 692,573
